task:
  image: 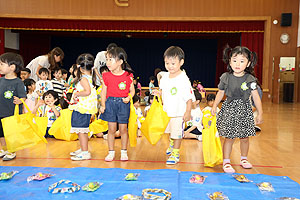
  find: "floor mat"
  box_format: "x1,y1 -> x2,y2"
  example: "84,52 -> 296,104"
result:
0,166 -> 299,200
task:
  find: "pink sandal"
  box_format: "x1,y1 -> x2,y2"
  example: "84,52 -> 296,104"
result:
223,163 -> 235,173
240,159 -> 253,169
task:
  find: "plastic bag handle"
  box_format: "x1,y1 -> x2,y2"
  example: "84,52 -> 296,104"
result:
14,98 -> 31,115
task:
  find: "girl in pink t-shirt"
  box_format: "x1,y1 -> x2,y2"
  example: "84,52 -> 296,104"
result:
100,47 -> 135,162
23,78 -> 37,113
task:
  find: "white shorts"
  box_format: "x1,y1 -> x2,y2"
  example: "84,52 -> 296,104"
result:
165,117 -> 184,139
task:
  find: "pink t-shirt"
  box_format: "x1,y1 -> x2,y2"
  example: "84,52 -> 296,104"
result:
102,71 -> 133,98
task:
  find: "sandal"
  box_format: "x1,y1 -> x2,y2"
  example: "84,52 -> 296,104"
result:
240,159 -> 253,169
223,163 -> 235,173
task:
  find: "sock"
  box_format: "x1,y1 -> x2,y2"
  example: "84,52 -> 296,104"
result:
81,151 -> 89,154
121,149 -> 127,154
241,156 -> 247,160
2,146 -> 7,151
172,148 -> 179,156
169,138 -> 174,147
108,150 -> 115,154
223,159 -> 230,165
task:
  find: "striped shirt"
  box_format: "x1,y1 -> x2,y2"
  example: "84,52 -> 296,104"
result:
51,78 -> 66,97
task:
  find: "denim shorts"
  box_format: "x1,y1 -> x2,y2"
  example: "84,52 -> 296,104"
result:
71,111 -> 92,128
100,97 -> 130,124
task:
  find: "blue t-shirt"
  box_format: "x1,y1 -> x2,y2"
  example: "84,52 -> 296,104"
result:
0,77 -> 26,118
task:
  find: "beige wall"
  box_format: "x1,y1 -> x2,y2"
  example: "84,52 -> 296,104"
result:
0,0 -> 299,102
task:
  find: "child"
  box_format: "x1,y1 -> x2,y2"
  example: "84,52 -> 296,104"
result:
144,94 -> 154,117
211,46 -> 263,173
184,89 -> 203,141
67,64 -> 78,88
51,68 -> 66,98
69,53 -> 97,161
100,47 -> 135,162
132,95 -> 144,137
203,93 -> 220,113
144,91 -> 150,106
61,68 -> 68,82
0,52 -> 27,161
32,90 -> 61,138
149,76 -> 155,94
20,68 -> 31,81
26,47 -> 64,81
159,46 -> 194,165
35,68 -> 53,99
133,76 -> 141,96
23,78 -> 37,113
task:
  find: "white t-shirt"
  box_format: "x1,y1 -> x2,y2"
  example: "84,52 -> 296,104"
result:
26,55 -> 50,81
159,71 -> 194,117
35,80 -> 53,98
37,105 -> 61,127
93,51 -> 106,86
186,106 -> 203,132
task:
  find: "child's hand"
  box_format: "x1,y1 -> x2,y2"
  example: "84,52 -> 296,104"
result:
183,111 -> 191,122
152,89 -> 161,96
122,96 -> 130,104
48,99 -> 57,108
99,106 -> 105,114
256,114 -> 263,124
13,96 -> 22,105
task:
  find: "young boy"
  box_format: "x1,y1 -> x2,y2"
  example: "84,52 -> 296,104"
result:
159,46 -> 194,165
149,76 -> 155,94
20,68 -> 31,81
0,52 -> 27,161
184,89 -> 203,141
61,68 -> 68,82
51,68 -> 66,98
35,67 -> 53,99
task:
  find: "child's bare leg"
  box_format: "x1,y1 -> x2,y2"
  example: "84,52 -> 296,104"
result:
173,139 -> 182,149
107,122 -> 117,150
0,138 -> 6,148
78,133 -> 88,151
223,138 -> 235,159
184,132 -> 197,139
240,137 -> 249,157
119,123 -> 128,150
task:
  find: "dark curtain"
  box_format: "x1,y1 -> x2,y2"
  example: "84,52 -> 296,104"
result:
0,30 -> 4,55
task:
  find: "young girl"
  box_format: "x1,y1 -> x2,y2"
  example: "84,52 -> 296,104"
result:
211,46 -> 263,173
69,54 -> 97,161
100,47 -> 135,162
23,78 -> 37,113
32,90 -> 61,138
26,47 -> 64,81
144,94 -> 154,117
132,95 -> 144,137
67,64 -> 78,88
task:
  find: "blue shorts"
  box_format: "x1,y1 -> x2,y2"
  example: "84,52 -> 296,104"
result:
71,111 -> 91,128
100,97 -> 130,124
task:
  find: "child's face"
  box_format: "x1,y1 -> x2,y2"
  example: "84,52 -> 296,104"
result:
69,67 -> 74,73
44,94 -> 56,106
20,71 -> 30,81
29,83 -> 36,92
133,101 -> 140,109
0,61 -> 15,75
164,56 -> 184,76
62,73 -> 67,80
54,70 -> 62,80
230,54 -> 250,76
207,100 -> 214,107
106,54 -> 122,72
150,79 -> 154,83
39,72 -> 48,80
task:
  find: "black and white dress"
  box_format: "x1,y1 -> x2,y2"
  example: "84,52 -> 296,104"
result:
216,72 -> 257,139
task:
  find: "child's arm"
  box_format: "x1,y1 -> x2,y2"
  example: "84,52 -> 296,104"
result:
122,81 -> 135,104
183,99 -> 192,122
13,96 -> 26,105
251,90 -> 263,124
32,100 -> 45,115
50,105 -> 60,118
211,90 -> 224,116
73,77 -> 91,98
100,83 -> 107,113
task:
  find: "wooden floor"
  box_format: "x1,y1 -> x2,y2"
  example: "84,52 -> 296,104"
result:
2,102 -> 300,183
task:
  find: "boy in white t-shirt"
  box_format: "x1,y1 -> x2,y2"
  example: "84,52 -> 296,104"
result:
159,46 -> 194,165
35,68 -> 53,100
184,89 -> 203,141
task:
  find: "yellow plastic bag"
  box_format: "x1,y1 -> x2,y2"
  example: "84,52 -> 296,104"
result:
128,94 -> 138,147
140,96 -> 170,145
1,100 -> 48,152
48,109 -> 78,141
202,109 -> 223,167
89,118 -> 108,135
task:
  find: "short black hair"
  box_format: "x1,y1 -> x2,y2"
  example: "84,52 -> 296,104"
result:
38,67 -> 49,75
0,52 -> 24,74
107,43 -> 117,51
53,67 -> 62,73
61,68 -> 68,75
148,94 -> 154,104
132,95 -> 140,104
100,65 -> 109,74
193,89 -> 202,101
206,93 -> 216,102
149,76 -> 155,81
23,78 -> 36,94
144,91 -> 150,96
163,46 -> 185,61
42,90 -> 60,106
21,68 -> 31,74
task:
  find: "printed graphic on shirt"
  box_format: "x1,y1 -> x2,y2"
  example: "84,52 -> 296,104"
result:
170,87 -> 177,95
241,82 -> 248,91
118,82 -> 126,90
250,82 -> 257,90
4,91 -> 13,99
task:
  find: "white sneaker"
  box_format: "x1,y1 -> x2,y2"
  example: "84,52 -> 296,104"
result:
71,152 -> 91,161
3,152 -> 16,161
70,149 -> 82,156
105,151 -> 115,162
196,135 -> 202,141
0,150 -> 8,158
120,150 -> 128,161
